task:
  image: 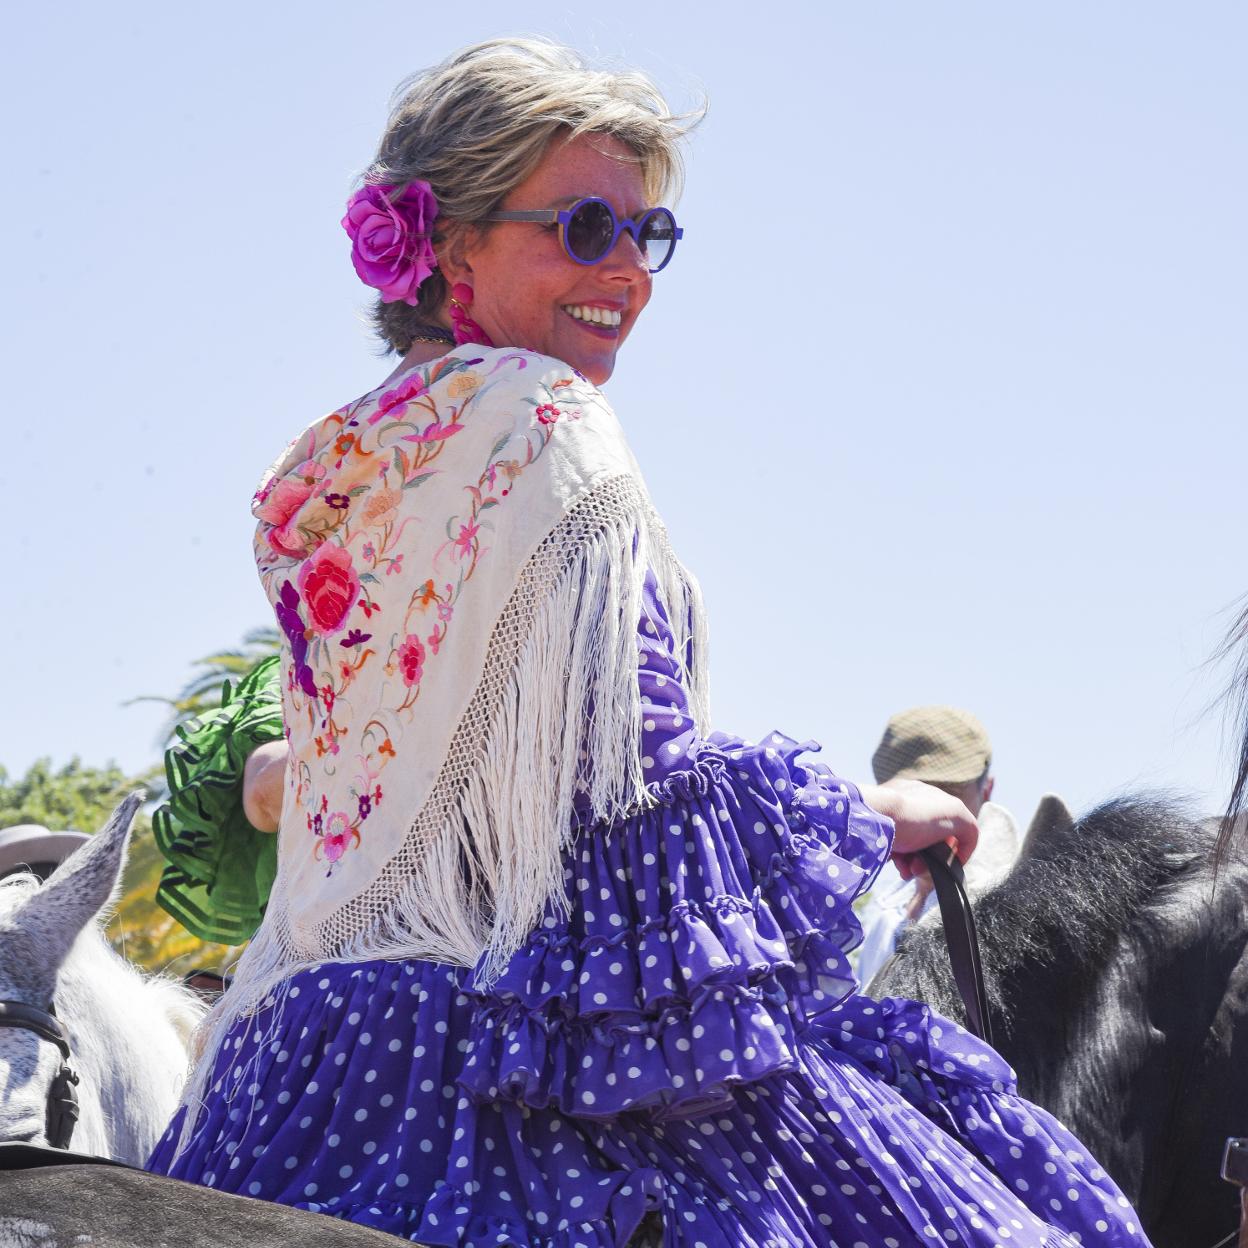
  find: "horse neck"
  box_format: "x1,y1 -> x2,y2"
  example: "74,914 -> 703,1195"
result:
53,927 -> 199,1165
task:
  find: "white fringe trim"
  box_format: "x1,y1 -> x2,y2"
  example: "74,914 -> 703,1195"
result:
172,476 -> 709,1156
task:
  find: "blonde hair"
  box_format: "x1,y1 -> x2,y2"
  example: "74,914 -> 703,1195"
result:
362,37 -> 701,353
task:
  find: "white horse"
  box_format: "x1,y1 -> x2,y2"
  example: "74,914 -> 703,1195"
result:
0,793 -> 204,1164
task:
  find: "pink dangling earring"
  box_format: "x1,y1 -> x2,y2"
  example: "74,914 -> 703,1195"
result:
448,283 -> 493,347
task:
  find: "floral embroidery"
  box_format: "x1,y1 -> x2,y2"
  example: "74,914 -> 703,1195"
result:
360,488 -> 400,526
297,544 -> 360,635
255,353 -> 587,876
396,635 -> 426,686
274,580 -> 317,699
318,810 -> 356,863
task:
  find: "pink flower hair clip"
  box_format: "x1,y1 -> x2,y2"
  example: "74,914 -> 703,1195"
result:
341,180 -> 439,305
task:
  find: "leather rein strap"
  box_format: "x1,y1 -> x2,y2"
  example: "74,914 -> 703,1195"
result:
918,845 -> 995,1047
0,1000 -> 81,1150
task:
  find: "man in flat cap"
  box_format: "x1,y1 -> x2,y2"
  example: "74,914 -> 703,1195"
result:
871,705 -> 996,821
857,705 -> 1021,985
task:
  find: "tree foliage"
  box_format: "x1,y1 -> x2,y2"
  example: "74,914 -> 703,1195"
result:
0,757 -> 148,834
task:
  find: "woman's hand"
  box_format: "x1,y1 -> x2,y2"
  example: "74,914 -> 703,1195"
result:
858,778 -> 978,881
242,740 -> 289,833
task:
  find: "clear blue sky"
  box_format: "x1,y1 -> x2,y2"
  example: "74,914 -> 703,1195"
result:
3,1 -> 1244,830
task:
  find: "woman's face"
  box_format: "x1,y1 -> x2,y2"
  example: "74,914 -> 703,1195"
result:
444,132 -> 654,385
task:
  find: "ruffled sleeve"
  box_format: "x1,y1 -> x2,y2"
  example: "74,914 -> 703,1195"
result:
153,656 -> 284,944
459,733 -> 893,1121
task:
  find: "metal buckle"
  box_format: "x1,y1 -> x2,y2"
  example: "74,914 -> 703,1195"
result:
1223,1137 -> 1248,1187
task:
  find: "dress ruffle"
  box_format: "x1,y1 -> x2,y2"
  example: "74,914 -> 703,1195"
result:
458,732 -> 891,1120
152,655 -> 283,944
148,958 -> 668,1248
150,739 -> 1151,1246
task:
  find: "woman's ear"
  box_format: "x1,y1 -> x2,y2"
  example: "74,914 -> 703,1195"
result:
435,223 -> 480,290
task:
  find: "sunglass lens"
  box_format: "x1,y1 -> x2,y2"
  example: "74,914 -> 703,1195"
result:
638,209 -> 677,272
565,200 -> 615,263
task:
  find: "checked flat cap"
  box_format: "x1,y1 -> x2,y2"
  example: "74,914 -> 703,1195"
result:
871,706 -> 992,786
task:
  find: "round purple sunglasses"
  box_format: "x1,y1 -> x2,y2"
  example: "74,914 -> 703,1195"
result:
483,197 -> 683,273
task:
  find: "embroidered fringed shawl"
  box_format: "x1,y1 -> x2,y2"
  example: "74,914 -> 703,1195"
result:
204,347 -> 707,1061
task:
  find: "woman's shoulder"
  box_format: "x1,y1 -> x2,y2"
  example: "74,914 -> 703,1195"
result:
451,344 -> 591,383
254,349 -> 605,497
251,347 -> 621,565
445,346 -> 609,418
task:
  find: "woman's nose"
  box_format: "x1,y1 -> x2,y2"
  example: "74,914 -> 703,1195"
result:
599,228 -> 650,279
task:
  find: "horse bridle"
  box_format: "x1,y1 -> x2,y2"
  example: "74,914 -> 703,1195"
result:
919,844 -> 995,1047
0,999 -> 80,1150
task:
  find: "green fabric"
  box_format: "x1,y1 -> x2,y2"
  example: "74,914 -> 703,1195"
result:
153,656 -> 284,944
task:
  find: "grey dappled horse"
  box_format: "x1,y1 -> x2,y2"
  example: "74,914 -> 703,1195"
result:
0,794 -> 201,1162
0,796 -> 423,1247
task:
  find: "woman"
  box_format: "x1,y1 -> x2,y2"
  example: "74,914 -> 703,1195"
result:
149,38 -> 1150,1248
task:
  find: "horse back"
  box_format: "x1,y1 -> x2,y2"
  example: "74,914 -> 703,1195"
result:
0,1164 -> 413,1247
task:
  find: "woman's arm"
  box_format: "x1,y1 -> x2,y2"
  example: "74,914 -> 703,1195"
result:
242,740 -> 289,833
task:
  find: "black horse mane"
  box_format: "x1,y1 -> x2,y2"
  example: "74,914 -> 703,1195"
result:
874,794 -> 1216,1042
977,794 -> 1210,969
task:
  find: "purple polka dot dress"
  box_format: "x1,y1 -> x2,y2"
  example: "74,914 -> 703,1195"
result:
149,571 -> 1151,1247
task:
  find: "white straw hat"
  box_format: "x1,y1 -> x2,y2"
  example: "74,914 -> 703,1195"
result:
0,824 -> 90,877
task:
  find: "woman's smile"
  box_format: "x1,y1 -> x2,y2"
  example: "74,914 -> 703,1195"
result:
560,302 -> 625,334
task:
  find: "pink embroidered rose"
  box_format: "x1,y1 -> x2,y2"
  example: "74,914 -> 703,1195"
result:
257,477 -> 319,557
341,181 -> 438,305
322,811 -> 353,862
396,634 -> 426,686
297,543 -> 360,635
255,477 -> 313,527
268,521 -> 309,559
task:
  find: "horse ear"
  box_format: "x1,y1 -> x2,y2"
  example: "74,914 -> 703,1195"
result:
12,791 -> 144,974
1020,793 -> 1075,858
